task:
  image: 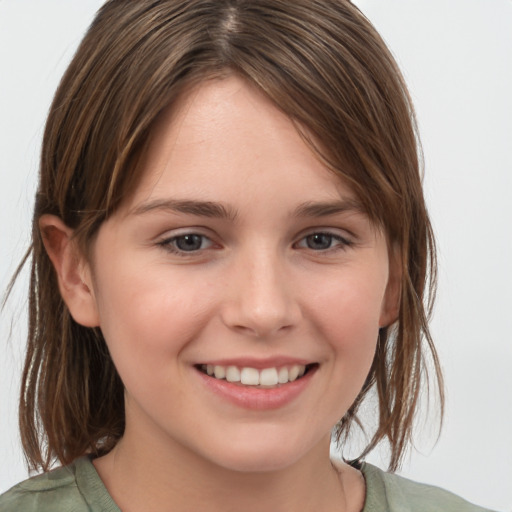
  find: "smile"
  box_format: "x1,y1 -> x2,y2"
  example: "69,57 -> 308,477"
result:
197,364 -> 315,387
195,361 -> 318,410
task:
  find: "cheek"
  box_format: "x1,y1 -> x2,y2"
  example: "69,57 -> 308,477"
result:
305,267 -> 386,350
302,266 -> 387,407
90,257 -> 214,381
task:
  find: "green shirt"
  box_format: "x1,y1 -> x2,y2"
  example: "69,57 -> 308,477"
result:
0,456 -> 496,511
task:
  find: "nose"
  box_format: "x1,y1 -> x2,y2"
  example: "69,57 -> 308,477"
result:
220,247 -> 301,338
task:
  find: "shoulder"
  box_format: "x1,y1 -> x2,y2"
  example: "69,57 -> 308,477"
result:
0,461 -> 85,512
0,456 -> 119,512
360,463 -> 497,512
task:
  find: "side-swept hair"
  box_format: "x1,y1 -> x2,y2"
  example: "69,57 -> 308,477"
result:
15,0 -> 442,472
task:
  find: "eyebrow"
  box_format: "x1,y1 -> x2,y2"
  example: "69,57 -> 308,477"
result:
292,199 -> 365,218
131,198 -> 364,221
131,198 -> 238,221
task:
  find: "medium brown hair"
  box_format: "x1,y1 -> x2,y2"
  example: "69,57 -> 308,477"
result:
15,0 -> 442,472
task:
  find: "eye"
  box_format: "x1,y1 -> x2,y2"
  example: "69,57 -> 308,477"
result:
158,233 -> 214,254
295,232 -> 351,251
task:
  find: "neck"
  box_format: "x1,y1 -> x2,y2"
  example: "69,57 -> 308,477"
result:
94,428 -> 356,512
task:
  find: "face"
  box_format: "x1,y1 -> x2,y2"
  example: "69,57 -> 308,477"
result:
84,76 -> 398,472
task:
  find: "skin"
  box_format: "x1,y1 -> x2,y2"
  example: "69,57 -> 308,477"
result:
41,76 -> 400,512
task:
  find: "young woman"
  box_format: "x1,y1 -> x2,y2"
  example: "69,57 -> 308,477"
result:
0,1 -> 497,510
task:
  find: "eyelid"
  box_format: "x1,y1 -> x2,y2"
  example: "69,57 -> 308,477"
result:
155,225 -> 216,242
156,228 -> 219,256
293,229 -> 354,251
153,226 -> 355,255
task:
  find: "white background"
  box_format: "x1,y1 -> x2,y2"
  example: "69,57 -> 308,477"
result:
1,1 -> 511,510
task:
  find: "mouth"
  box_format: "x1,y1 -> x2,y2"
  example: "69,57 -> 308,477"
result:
195,363 -> 318,389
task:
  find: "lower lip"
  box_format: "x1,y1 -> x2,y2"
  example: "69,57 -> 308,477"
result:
196,366 -> 317,410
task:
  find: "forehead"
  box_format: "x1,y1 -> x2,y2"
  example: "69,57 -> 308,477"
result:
122,76 -> 360,216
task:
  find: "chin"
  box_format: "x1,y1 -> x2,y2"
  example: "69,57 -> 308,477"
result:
198,426 -> 325,474
211,448 -> 301,474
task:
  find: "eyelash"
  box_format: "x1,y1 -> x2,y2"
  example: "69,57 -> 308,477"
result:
294,232 -> 353,252
157,230 -> 353,256
157,233 -> 214,256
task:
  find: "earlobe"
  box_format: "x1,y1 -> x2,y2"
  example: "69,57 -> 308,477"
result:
39,215 -> 100,327
379,246 -> 402,328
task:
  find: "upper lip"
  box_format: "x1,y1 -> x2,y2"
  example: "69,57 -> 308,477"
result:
195,357 -> 314,369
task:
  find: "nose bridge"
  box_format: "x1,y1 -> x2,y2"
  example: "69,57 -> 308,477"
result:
221,242 -> 300,337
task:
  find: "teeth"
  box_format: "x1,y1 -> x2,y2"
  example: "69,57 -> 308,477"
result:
202,364 -> 308,386
288,365 -> 301,382
226,366 -> 241,382
214,365 -> 226,379
278,367 -> 289,384
241,367 -> 260,385
260,368 -> 278,386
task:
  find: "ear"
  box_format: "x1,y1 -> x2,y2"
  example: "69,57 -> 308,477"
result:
39,214 -> 100,327
379,245 -> 402,328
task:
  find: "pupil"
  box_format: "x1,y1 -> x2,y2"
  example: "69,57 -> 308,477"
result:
307,234 -> 332,250
176,235 -> 202,251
